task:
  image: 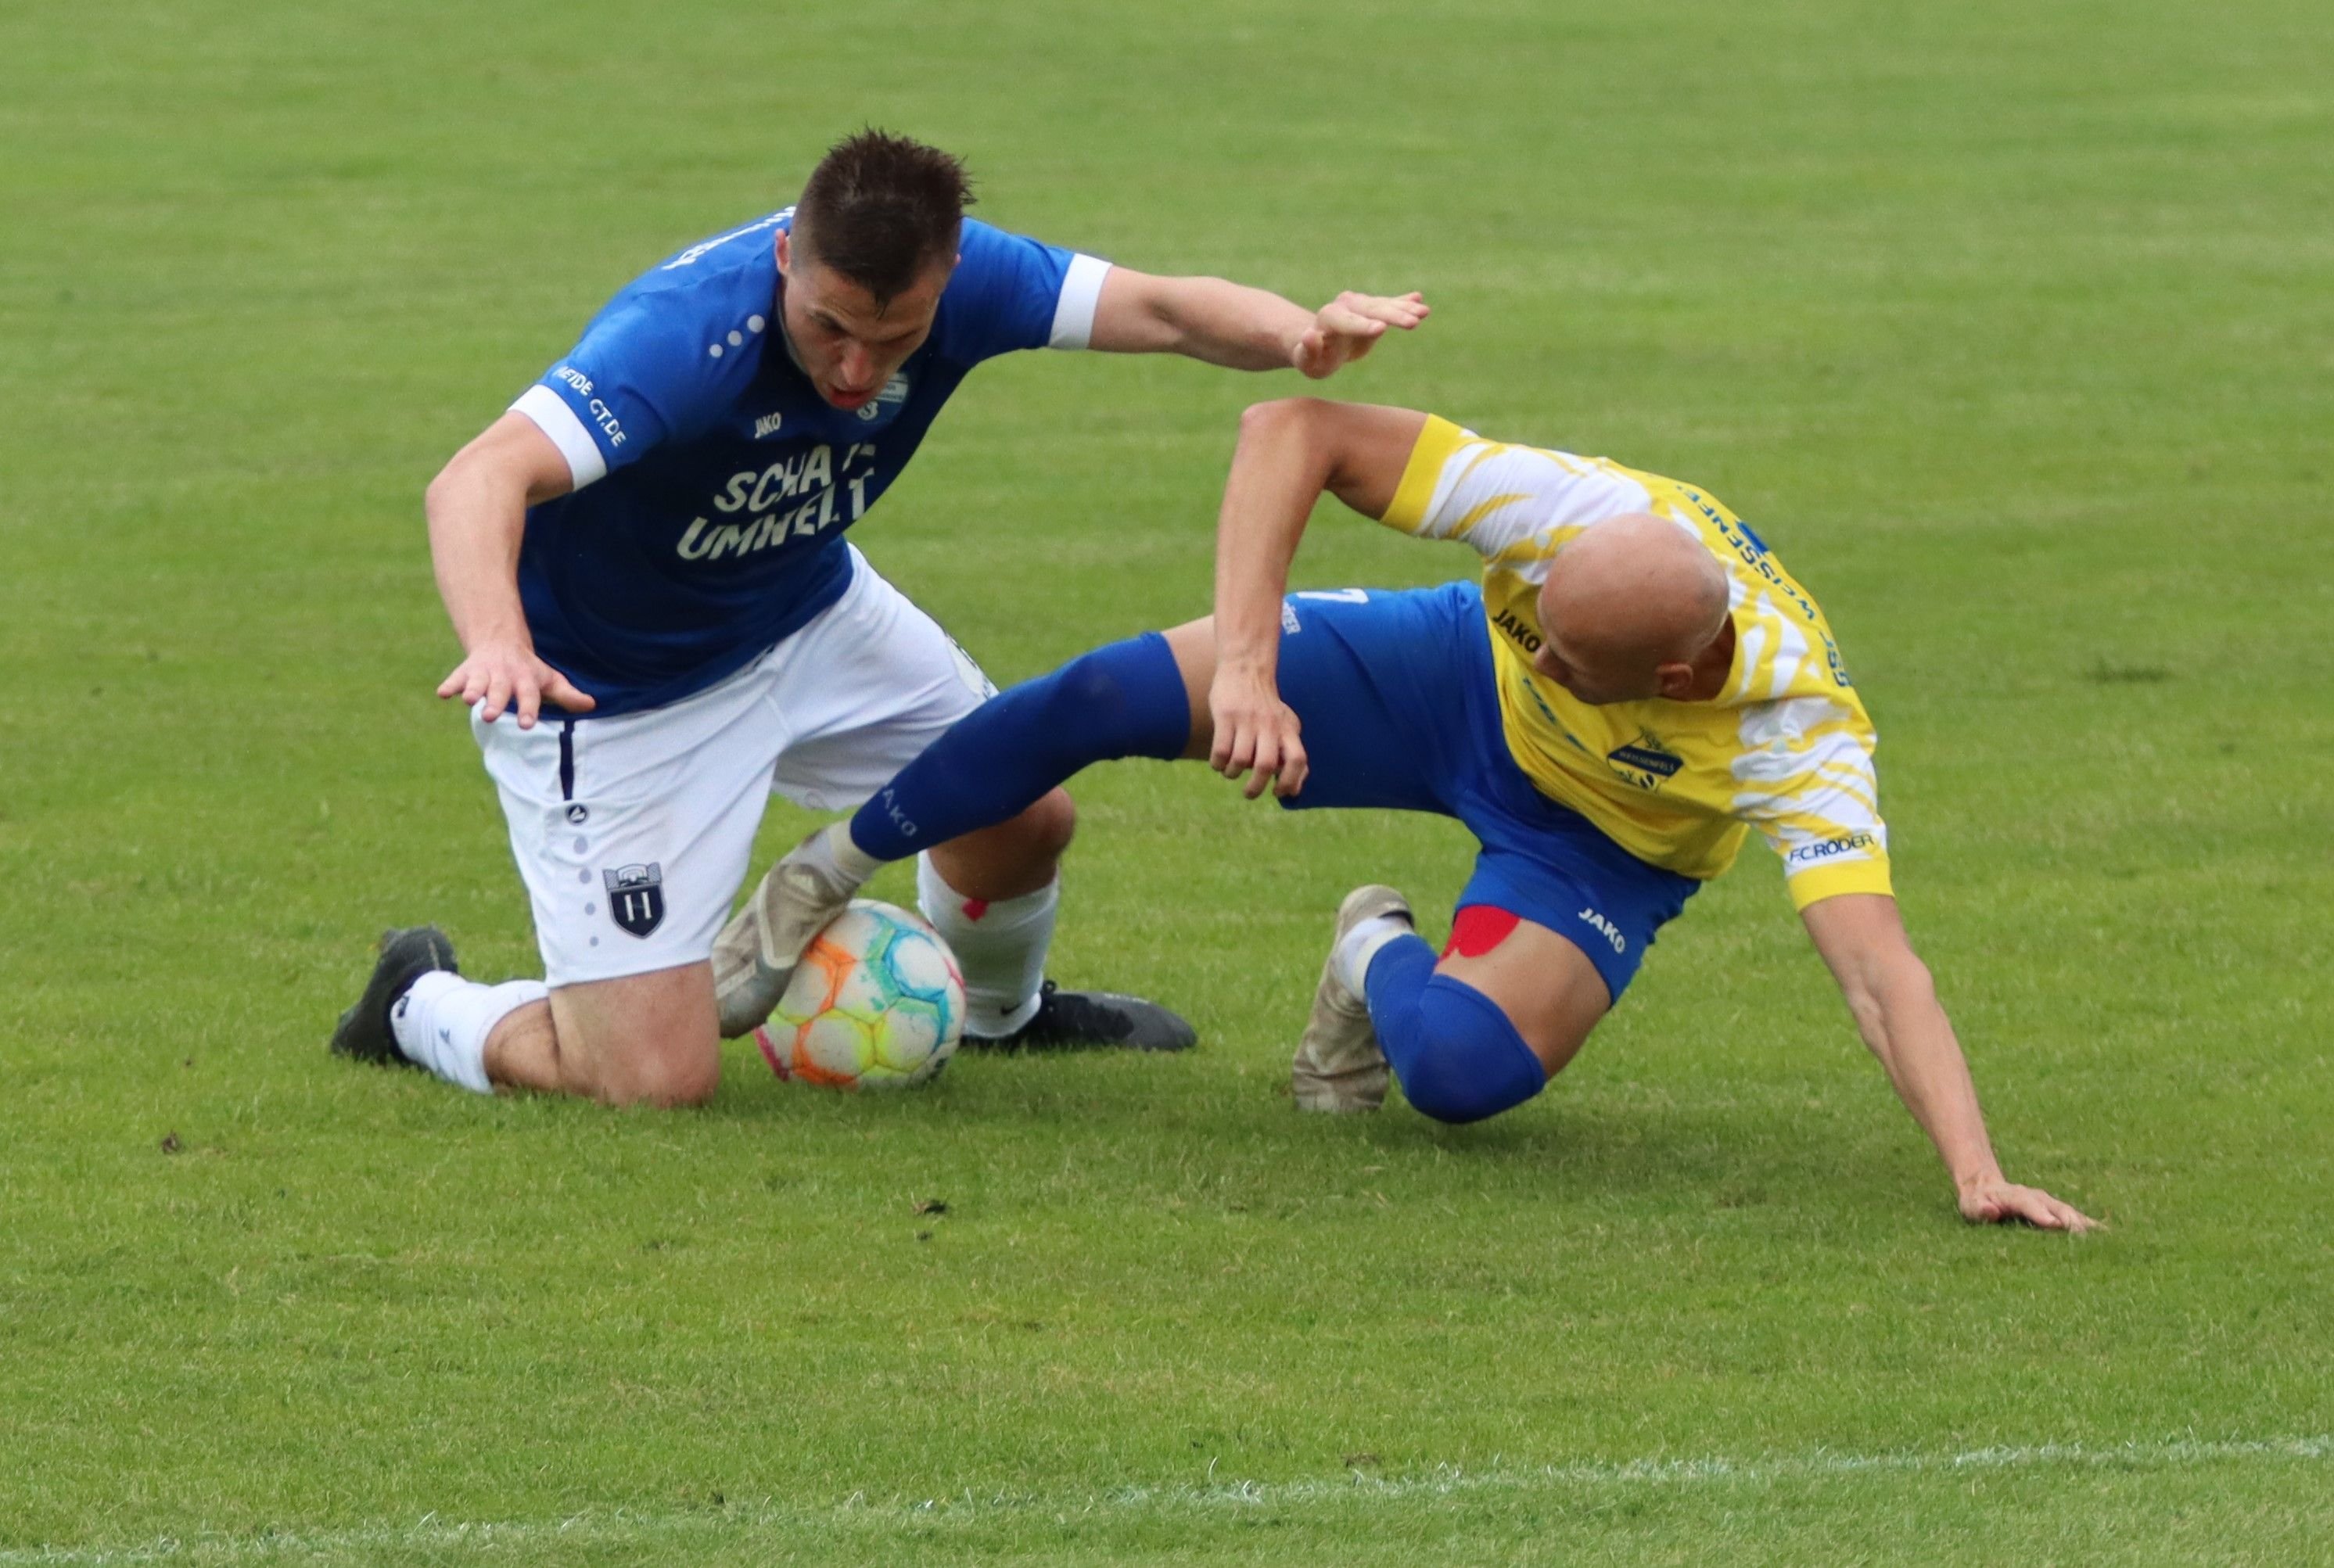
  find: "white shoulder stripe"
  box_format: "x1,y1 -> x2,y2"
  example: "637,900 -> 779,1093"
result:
511,384 -> 608,490
1049,253 -> 1111,350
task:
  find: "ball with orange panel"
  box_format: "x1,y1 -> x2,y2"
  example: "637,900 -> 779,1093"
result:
753,901 -> 966,1089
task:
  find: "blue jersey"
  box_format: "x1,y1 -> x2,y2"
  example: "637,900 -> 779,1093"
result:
508,210 -> 1109,717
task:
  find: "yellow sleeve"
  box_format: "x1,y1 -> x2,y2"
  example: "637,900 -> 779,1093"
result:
1786,852 -> 1895,911
1379,416 -> 1654,564
1381,414 -> 1472,534
1731,698 -> 1894,910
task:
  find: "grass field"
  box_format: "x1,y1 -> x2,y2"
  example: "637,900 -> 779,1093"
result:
5,0 -> 2332,1561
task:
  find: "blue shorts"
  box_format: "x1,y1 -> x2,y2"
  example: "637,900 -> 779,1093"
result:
1274,582 -> 1699,1003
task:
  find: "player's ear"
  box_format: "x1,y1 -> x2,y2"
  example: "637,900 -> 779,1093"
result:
776,230 -> 792,274
1654,661 -> 1697,700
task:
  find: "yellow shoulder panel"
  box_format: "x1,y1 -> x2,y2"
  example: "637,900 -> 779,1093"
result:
1381,414 -> 1470,533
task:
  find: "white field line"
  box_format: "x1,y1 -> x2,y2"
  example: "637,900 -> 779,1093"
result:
6,1434 -> 2328,1564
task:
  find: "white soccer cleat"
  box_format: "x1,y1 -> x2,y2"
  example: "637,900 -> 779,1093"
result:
713,830 -> 864,1039
1291,884 -> 1413,1114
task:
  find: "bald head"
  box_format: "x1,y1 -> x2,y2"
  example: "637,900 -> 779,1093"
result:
1533,514 -> 1733,704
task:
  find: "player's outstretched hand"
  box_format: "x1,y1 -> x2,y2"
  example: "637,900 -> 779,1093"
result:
1208,666 -> 1308,799
438,642 -> 596,728
1957,1175 -> 2099,1233
1291,291 -> 1429,379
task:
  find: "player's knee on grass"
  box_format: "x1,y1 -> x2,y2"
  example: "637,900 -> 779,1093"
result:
1367,959 -> 1546,1125
591,1035 -> 721,1109
547,971 -> 723,1108
1401,978 -> 1546,1124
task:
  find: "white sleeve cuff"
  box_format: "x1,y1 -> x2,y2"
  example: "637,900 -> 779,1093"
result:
1048,253 -> 1111,350
511,384 -> 608,490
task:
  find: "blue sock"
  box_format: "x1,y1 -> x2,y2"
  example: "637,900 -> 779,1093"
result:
850,633 -> 1191,863
1360,935 -> 1546,1125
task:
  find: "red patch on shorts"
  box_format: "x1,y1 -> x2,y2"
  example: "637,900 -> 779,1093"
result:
961,899 -> 990,922
1443,905 -> 1521,959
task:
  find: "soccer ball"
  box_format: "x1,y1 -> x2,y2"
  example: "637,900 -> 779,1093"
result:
752,900 -> 965,1089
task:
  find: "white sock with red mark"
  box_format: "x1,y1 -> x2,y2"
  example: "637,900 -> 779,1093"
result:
917,854 -> 1054,1038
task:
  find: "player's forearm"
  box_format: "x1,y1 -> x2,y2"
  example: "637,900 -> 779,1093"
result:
424,461 -> 536,654
1151,276 -> 1315,371
1212,402 -> 1334,672
1858,961 -> 2004,1189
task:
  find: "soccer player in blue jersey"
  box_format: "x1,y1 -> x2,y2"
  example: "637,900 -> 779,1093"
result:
329,131 -> 1427,1107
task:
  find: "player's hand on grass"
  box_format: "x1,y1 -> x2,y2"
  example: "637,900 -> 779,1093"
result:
438,642 -> 596,728
1957,1174 -> 2098,1233
1208,666 -> 1308,799
1291,292 -> 1429,379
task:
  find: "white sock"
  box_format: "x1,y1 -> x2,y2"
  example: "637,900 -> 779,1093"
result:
390,971 -> 548,1095
917,854 -> 1055,1038
1333,915 -> 1414,999
805,820 -> 885,886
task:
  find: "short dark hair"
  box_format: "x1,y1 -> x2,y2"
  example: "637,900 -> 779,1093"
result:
795,130 -> 974,304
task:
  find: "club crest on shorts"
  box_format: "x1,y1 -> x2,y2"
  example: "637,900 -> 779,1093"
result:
602,863 -> 666,938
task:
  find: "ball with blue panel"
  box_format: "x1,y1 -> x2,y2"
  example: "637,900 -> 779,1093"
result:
754,900 -> 965,1089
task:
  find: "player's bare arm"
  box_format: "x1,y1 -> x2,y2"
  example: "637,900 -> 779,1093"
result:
1205,400 -> 1426,797
424,411 -> 594,729
1801,893 -> 2098,1232
1090,269 -> 1428,375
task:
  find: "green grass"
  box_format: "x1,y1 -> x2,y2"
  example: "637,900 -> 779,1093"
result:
4,0 -> 2332,1560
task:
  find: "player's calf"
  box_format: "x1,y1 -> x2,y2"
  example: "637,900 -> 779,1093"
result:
529,965 -> 724,1107
332,928 -> 721,1107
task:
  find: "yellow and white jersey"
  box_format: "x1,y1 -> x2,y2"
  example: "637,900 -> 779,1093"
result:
1381,415 -> 1891,910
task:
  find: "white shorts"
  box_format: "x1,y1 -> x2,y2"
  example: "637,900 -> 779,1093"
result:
475,547 -> 994,987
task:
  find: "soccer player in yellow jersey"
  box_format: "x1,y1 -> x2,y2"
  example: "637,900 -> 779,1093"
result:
716,399 -> 2094,1231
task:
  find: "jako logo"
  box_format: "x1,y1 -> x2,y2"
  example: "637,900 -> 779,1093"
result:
1577,906 -> 1626,953
1491,606 -> 1543,654
754,411 -> 785,439
874,785 -> 918,840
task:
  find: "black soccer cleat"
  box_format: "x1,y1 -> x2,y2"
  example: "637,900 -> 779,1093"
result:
329,925 -> 459,1069
963,979 -> 1198,1053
